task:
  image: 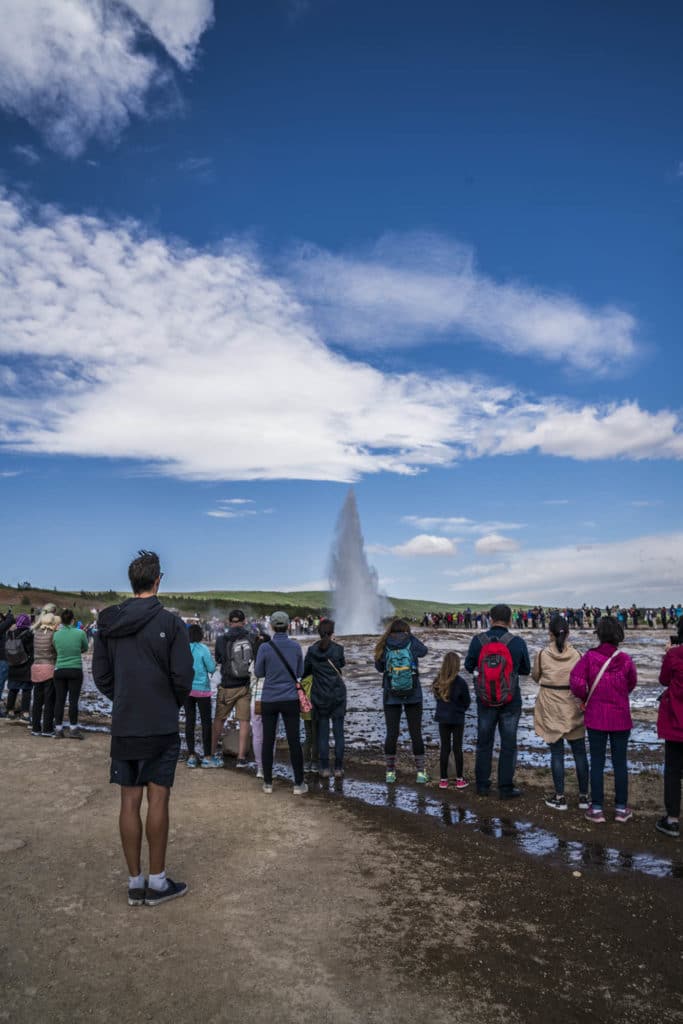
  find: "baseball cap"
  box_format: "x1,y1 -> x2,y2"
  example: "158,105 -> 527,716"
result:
270,610 -> 290,629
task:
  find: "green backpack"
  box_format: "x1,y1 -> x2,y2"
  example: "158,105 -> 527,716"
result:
385,645 -> 415,697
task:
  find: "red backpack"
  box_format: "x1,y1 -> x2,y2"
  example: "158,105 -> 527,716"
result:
475,632 -> 516,707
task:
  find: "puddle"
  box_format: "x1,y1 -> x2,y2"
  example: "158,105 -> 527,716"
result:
310,777 -> 683,880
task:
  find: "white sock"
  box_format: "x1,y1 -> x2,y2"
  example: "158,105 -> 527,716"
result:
128,873 -> 144,889
148,871 -> 167,891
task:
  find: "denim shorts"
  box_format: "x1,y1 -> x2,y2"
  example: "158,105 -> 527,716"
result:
110,735 -> 180,788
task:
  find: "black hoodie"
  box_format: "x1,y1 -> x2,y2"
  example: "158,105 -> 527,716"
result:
92,597 -> 193,737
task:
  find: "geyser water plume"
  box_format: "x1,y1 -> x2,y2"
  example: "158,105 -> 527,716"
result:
330,489 -> 392,635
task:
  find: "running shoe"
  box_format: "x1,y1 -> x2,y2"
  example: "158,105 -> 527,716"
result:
186,754 -> 199,768
385,770 -> 397,784
310,763 -> 320,774
578,794 -> 590,810
262,783 -> 273,794
235,758 -> 249,769
68,726 -> 83,740
293,782 -> 309,795
54,728 -> 65,739
655,816 -> 680,838
200,754 -> 223,769
455,778 -> 469,790
303,761 -> 312,773
256,767 -> 264,779
20,713 -> 30,722
544,795 -> 568,811
438,779 -> 449,790
615,807 -> 633,823
585,806 -> 606,823
416,770 -> 430,784
128,885 -> 146,908
144,879 -> 188,907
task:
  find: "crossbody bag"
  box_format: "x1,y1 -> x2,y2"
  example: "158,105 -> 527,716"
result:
267,641 -> 312,714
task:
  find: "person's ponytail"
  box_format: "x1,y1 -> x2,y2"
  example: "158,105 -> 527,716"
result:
318,618 -> 334,652
549,614 -> 569,653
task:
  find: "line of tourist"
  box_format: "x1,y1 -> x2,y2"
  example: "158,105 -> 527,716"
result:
2,554 -> 681,911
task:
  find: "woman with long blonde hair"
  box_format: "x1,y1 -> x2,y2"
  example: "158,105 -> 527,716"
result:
432,651 -> 471,789
31,603 -> 61,737
374,618 -> 428,784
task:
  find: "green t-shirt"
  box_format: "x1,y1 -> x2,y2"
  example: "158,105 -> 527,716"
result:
53,625 -> 88,670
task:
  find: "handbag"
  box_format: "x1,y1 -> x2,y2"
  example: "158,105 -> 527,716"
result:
267,641 -> 311,714
582,650 -> 621,709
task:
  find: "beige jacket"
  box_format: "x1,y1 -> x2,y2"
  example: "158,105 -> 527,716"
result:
532,642 -> 584,743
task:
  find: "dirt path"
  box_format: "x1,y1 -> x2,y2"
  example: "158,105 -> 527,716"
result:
0,725 -> 681,1024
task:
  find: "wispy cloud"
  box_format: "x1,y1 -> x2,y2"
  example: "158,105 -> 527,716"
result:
12,143 -> 40,165
207,499 -> 267,519
289,233 -> 639,372
474,533 -> 521,554
369,535 -> 458,557
0,191 -> 682,484
542,499 -> 570,506
178,156 -> 215,182
449,532 -> 683,604
402,516 -> 525,536
0,1 -> 214,156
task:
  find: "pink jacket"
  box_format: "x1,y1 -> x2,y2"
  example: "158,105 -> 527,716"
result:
569,643 -> 637,732
658,646 -> 683,742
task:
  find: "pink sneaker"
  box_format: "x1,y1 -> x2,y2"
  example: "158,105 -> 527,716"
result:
615,807 -> 633,823
455,778 -> 469,790
438,779 -> 448,790
585,806 -> 606,823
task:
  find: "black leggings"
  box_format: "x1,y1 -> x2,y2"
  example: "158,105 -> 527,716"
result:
439,723 -> 464,778
261,699 -> 303,786
54,668 -> 83,727
383,703 -> 425,756
32,679 -> 55,733
664,740 -> 683,819
185,696 -> 212,756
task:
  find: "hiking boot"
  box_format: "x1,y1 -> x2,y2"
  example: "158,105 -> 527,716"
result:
544,794 -> 568,811
615,807 -> 633,823
200,754 -> 223,769
455,778 -> 469,790
144,879 -> 188,907
262,783 -> 273,794
293,782 -> 309,795
235,758 -> 249,769
416,770 -> 430,784
128,885 -> 146,907
578,794 -> 590,810
186,755 -> 199,768
585,806 -> 606,823
385,770 -> 397,784
68,726 -> 82,739
438,779 -> 449,790
655,816 -> 680,838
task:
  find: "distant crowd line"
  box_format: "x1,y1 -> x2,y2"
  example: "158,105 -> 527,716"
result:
1,558 -> 681,908
421,604 -> 683,630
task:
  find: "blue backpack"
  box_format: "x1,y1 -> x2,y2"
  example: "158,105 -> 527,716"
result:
385,644 -> 415,697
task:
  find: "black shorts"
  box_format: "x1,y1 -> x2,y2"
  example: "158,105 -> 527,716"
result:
110,735 -> 180,788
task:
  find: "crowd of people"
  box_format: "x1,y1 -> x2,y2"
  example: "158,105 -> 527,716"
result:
421,604 -> 683,630
1,554 -> 682,908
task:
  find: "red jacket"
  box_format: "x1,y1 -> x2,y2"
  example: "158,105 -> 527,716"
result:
658,646 -> 683,743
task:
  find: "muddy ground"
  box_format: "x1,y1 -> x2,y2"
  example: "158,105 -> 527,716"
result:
0,715 -> 681,1024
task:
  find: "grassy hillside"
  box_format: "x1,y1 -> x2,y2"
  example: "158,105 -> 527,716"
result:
0,584 -> 496,622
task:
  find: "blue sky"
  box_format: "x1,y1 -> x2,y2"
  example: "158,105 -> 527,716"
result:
0,0 -> 681,604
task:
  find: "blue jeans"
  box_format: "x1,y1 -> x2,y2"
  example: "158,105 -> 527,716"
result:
548,736 -> 589,795
317,714 -> 345,770
476,704 -> 521,793
587,728 -> 630,809
0,660 -> 8,702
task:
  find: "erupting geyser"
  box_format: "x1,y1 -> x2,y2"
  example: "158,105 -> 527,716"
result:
329,489 -> 392,635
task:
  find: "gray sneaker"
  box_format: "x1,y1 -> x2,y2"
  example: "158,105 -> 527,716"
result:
293,782 -> 309,796
68,726 -> 83,739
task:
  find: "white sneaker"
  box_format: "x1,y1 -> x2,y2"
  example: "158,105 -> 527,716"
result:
256,767 -> 264,779
292,782 -> 309,796
262,783 -> 273,794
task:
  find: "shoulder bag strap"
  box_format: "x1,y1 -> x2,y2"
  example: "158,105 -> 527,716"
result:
327,657 -> 343,679
267,640 -> 299,685
584,650 -> 620,707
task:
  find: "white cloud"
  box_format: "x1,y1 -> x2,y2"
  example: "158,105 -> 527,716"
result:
402,515 -> 525,536
0,0 -> 214,156
449,532 -> 683,605
542,499 -> 570,506
474,533 -> 521,554
0,192 -> 682,484
289,233 -> 638,371
12,143 -> 40,165
220,498 -> 255,505
371,535 -> 458,558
